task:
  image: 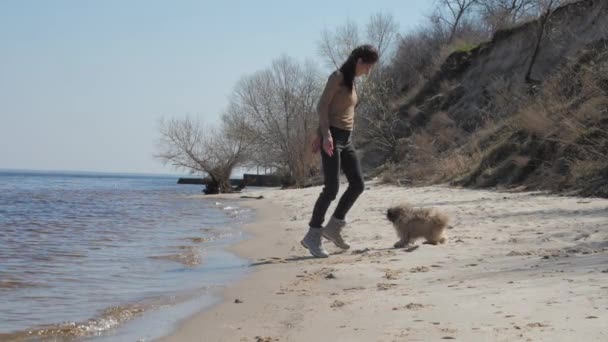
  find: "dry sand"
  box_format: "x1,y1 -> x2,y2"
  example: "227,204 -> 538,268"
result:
158,181 -> 608,342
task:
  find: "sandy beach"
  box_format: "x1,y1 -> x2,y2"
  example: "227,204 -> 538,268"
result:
159,181 -> 608,342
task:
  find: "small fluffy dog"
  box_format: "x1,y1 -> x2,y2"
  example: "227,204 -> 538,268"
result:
386,204 -> 449,248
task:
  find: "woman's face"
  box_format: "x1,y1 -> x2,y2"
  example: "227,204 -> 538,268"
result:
355,59 -> 375,77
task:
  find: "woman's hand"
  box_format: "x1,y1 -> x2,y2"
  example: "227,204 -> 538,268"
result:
322,135 -> 334,157
312,133 -> 334,156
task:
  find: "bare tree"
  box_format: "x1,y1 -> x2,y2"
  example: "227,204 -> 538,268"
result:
317,19 -> 360,69
317,13 -> 400,70
365,13 -> 399,62
155,116 -> 252,193
476,0 -> 537,32
357,71 -> 401,153
525,0 -> 563,82
229,56 -> 322,185
392,20 -> 449,94
433,0 -> 480,44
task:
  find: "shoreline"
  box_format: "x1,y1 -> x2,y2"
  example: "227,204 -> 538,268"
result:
158,182 -> 608,341
156,195 -> 298,342
100,196 -> 260,342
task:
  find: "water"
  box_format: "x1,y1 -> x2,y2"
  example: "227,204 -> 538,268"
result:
0,170 -> 252,341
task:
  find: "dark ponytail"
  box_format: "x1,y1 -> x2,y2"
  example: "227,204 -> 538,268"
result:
339,44 -> 379,91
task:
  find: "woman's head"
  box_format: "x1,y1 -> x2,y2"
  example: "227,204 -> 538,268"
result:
339,44 -> 379,90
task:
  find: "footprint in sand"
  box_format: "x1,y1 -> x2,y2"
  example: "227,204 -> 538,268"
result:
382,269 -> 402,280
351,248 -> 370,255
377,283 -> 398,290
392,303 -> 428,310
410,266 -> 430,273
507,251 -> 534,256
297,267 -> 335,281
254,337 -> 278,342
330,300 -> 346,308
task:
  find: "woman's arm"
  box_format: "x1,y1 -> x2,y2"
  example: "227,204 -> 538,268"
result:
317,71 -> 340,139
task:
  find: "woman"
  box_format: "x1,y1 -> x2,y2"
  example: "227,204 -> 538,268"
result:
301,44 -> 379,258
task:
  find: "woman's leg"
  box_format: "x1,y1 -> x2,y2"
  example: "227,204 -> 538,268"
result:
332,141 -> 364,220
303,135 -> 342,258
308,144 -> 341,228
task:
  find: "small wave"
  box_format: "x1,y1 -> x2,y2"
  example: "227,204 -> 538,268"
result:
182,236 -> 210,243
0,304 -> 146,342
148,246 -> 203,267
195,230 -> 240,243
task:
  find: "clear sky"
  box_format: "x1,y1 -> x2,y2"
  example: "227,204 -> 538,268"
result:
0,0 -> 433,174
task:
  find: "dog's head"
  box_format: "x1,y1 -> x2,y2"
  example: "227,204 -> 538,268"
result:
386,206 -> 401,223
387,204 -> 414,223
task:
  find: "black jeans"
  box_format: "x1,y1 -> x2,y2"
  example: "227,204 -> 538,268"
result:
309,126 -> 364,228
